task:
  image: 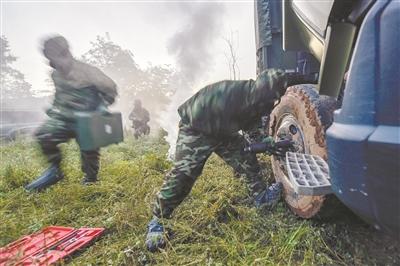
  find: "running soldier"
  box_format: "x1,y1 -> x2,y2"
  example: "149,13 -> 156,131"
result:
25,35 -> 117,191
129,99 -> 150,139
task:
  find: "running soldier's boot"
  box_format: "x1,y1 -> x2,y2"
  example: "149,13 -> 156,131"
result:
145,217 -> 166,252
25,164 -> 64,192
81,175 -> 98,185
254,182 -> 283,209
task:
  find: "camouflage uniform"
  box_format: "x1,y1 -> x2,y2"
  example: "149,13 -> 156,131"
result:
153,69 -> 287,218
36,60 -> 117,180
129,103 -> 150,139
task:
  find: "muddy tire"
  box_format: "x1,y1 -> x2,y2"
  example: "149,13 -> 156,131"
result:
269,84 -> 337,218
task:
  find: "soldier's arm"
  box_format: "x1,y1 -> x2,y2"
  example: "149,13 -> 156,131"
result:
144,109 -> 150,122
91,67 -> 118,105
129,110 -> 135,120
49,72 -> 58,106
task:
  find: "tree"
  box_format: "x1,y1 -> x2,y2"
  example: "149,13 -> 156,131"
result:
82,33 -> 141,89
81,33 -> 176,124
223,31 -> 240,80
136,65 -> 176,108
1,36 -> 33,100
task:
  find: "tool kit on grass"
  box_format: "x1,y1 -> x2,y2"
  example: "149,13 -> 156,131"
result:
0,226 -> 104,265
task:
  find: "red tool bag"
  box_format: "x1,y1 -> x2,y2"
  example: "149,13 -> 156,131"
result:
0,226 -> 104,266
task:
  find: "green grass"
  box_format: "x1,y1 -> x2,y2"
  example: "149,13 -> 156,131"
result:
0,135 -> 399,265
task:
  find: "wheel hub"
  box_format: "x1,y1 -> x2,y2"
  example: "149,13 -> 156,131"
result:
276,115 -> 306,154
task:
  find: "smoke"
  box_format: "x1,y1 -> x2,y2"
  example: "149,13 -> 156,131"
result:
159,2 -> 226,158
167,3 -> 225,82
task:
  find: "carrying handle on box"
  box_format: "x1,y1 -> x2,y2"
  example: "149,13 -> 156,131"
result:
96,104 -> 111,116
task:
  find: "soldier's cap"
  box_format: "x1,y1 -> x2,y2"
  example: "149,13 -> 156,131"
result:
42,35 -> 70,58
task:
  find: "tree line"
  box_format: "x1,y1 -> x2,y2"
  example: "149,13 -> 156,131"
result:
1,34 -> 177,123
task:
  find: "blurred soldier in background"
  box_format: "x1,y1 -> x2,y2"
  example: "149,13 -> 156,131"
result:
145,69 -> 317,252
25,35 -> 117,192
129,99 -> 150,139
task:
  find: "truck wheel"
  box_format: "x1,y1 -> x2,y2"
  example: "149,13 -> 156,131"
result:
269,84 -> 337,218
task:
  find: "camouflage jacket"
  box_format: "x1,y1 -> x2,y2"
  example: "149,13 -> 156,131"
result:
129,107 -> 150,124
47,60 -> 117,119
178,69 -> 287,137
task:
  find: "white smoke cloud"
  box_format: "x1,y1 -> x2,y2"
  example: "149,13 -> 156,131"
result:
158,2 -> 226,158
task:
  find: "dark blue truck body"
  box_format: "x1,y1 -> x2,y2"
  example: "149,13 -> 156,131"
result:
326,0 -> 400,234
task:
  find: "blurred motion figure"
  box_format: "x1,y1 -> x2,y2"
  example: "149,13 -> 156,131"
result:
129,99 -> 150,139
25,35 -> 117,192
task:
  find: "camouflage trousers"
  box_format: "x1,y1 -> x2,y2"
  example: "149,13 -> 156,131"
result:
153,122 -> 266,218
132,122 -> 150,139
35,117 -> 100,179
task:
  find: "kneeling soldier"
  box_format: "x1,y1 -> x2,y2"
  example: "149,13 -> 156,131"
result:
145,69 -> 316,251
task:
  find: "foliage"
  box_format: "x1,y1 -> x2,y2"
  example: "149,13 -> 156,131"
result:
81,34 -> 176,121
0,36 -> 33,100
1,136 -> 398,265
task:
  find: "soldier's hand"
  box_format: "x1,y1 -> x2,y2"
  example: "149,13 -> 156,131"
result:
97,104 -> 110,115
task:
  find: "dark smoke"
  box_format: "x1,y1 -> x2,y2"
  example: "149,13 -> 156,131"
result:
160,2 -> 226,158
167,2 -> 225,83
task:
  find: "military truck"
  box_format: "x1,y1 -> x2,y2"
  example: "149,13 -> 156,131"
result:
255,0 -> 399,234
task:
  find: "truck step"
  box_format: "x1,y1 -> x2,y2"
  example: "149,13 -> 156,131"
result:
285,152 -> 332,196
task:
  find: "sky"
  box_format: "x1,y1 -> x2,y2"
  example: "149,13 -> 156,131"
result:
1,0 -> 257,94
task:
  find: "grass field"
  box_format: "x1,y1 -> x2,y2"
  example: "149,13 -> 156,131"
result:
1,135 -> 399,265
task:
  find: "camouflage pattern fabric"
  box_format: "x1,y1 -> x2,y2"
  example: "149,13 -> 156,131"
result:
129,106 -> 150,124
152,69 -> 288,218
36,59 -> 117,179
178,69 -> 287,137
129,105 -> 150,139
133,124 -> 150,139
153,122 -> 266,219
35,117 -> 99,179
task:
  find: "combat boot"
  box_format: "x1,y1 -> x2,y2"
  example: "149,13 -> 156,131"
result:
81,175 -> 98,185
254,182 -> 283,209
25,164 -> 64,192
145,217 -> 166,252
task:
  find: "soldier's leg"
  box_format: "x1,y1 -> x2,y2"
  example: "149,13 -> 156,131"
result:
147,123 -> 218,251
35,118 -> 74,166
26,118 -> 74,191
152,122 -> 218,219
133,126 -> 140,139
137,124 -> 145,138
144,124 -> 150,135
214,134 -> 266,197
215,135 -> 283,208
81,149 -> 100,184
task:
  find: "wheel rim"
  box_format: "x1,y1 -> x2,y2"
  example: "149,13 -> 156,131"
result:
275,114 -> 307,154
274,114 -> 309,199
271,99 -> 325,218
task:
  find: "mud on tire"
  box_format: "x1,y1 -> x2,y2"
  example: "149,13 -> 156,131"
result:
269,84 -> 337,218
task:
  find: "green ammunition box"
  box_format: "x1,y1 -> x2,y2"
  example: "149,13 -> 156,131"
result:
75,111 -> 124,151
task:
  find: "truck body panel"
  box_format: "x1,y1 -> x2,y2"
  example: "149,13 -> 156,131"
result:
326,0 -> 400,234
